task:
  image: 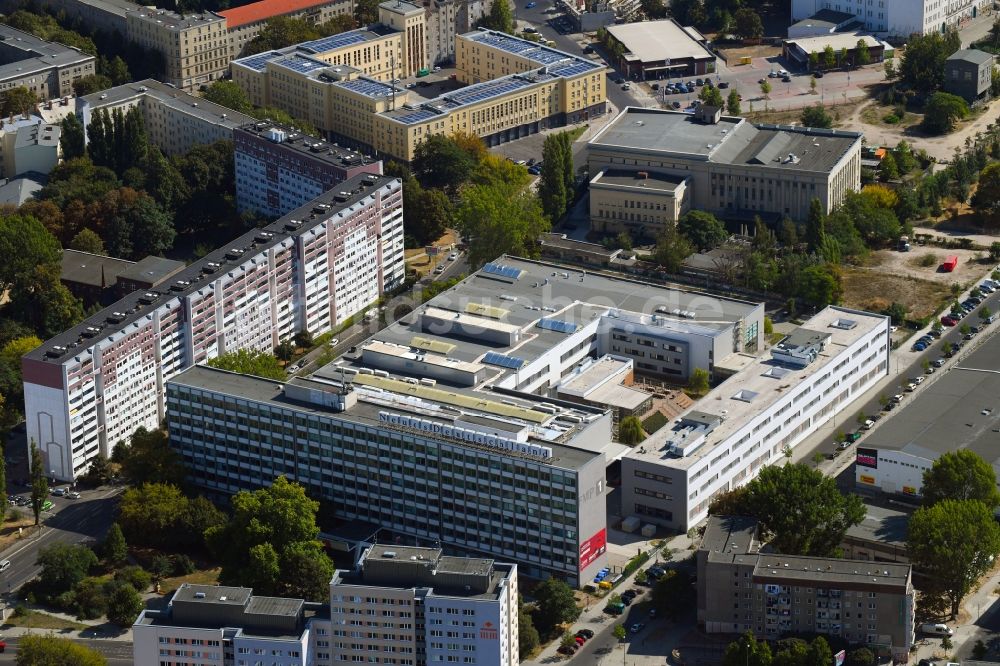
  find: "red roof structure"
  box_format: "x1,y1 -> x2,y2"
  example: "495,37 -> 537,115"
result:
219,0 -> 335,28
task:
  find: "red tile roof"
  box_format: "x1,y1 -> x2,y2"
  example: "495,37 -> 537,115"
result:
219,0 -> 336,28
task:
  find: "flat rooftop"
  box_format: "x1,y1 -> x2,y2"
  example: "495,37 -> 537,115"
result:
117,255 -> 185,285
0,24 -> 94,80
701,515 -> 761,562
785,32 -> 882,53
591,107 -> 862,175
61,250 -> 134,288
539,233 -> 620,258
864,334 -> 1000,465
29,174 -> 396,363
81,79 -> 254,129
237,121 -> 380,167
629,306 -> 888,469
606,19 -> 715,62
127,8 -> 225,29
752,554 -> 910,589
844,504 -> 909,548
592,168 -> 686,193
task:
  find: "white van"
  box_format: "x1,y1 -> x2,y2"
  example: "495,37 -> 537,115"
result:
862,419 -> 875,430
919,623 -> 952,636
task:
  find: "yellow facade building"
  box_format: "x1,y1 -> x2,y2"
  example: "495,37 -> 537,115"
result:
125,9 -> 229,90
231,27 -> 607,161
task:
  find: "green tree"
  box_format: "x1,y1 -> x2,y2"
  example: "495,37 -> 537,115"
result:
244,16 -> 323,56
531,577 -> 579,634
518,603 -> 540,658
884,301 -> 907,325
722,632 -> 773,666
973,162 -> 1000,229
651,569 -> 695,619
726,88 -> 741,115
808,51 -> 819,71
15,635 -> 106,665
653,222 -> 694,272
412,134 -> 475,193
981,306 -> 993,320
738,463 -> 865,556
733,7 -> 764,39
406,178 -> 452,245
908,499 -> 1000,617
923,92 -> 970,135
72,74 -> 113,96
806,637 -> 832,666
846,647 -> 875,666
613,623 -> 627,640
275,339 -> 295,362
7,263 -> 84,339
838,47 -> 849,67
29,439 -> 47,526
688,367 -> 710,396
2,86 -> 36,116
618,415 -> 645,446
103,523 -> 128,565
117,427 -> 185,487
900,31 -> 960,94
105,581 -> 143,626
880,151 -> 899,181
539,133 -> 569,222
207,348 -> 287,381
456,176 -> 549,270
480,0 -> 515,33
206,476 -> 333,601
679,210 -> 728,250
856,39 -> 871,67
823,45 -> 836,70
760,79 -> 771,98
884,58 -> 896,80
0,214 -> 61,295
800,103 -> 833,128
69,228 -> 106,255
798,263 -> 841,308
355,0 -> 380,24
60,113 -> 86,160
805,198 -> 826,253
37,542 -> 98,595
699,84 -> 724,107
810,75 -> 817,93
118,483 -> 190,549
114,565 -> 151,593
103,189 -> 175,259
922,449 -> 1000,508
202,80 -> 253,114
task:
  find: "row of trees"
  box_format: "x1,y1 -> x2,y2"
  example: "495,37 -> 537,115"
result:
807,40 -> 871,73
538,131 -> 577,223
722,633 -> 873,666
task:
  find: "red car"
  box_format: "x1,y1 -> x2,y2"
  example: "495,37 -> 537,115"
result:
575,636 -> 586,645
941,316 -> 957,326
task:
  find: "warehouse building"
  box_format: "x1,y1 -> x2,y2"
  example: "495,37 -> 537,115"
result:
23,174 -> 404,481
698,516 -> 914,661
588,107 -> 862,224
603,19 -> 716,80
621,306 -> 889,531
854,334 -> 1000,499
165,256 -> 764,583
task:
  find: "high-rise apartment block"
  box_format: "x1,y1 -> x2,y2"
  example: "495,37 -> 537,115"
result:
135,546 -> 517,665
0,24 -> 95,101
23,174 -> 403,481
698,516 -> 914,662
234,121 -> 383,217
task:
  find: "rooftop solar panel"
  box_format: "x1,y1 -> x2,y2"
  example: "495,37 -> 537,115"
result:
236,51 -> 282,72
537,318 -> 579,334
483,351 -> 525,370
549,61 -> 599,77
301,31 -> 368,54
482,262 -> 523,280
276,54 -> 328,73
340,78 -> 394,97
531,49 -> 568,64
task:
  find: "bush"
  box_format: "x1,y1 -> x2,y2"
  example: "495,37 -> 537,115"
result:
115,565 -> 152,593
918,252 -> 938,267
642,411 -> 669,435
883,113 -> 900,124
172,554 -> 196,576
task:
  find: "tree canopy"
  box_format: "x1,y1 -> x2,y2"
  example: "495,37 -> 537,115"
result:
899,30 -> 961,94
720,463 -> 865,556
922,92 -> 969,134
16,635 -> 106,666
618,415 -> 646,446
800,104 -> 834,129
531,577 -> 579,635
37,543 -> 98,596
479,0 -> 515,33
722,632 -> 773,666
973,162 -> 1000,229
908,499 -> 1000,617
116,427 -> 186,487
207,348 -> 287,381
922,449 -> 1000,508
411,134 -> 477,193
206,476 -> 333,600
679,210 -> 728,251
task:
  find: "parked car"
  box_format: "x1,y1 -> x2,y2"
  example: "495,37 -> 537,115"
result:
525,1 -> 536,7
941,316 -> 957,326
919,623 -> 953,637
781,75 -> 791,82
813,70 -> 824,77
576,629 -> 595,639
630,623 -> 645,633
0,560 -> 10,572
50,487 -> 66,496
558,645 -> 577,655
695,78 -> 704,86
622,83 -> 630,90
68,491 -> 81,499
718,81 -> 730,88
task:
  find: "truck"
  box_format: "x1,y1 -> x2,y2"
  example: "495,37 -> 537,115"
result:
942,255 -> 959,272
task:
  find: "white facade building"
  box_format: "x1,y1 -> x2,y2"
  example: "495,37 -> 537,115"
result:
790,0 -> 987,37
622,306 -> 890,531
22,174 -> 403,481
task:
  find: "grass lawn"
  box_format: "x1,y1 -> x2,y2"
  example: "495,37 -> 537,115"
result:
4,609 -> 88,630
158,567 -> 221,595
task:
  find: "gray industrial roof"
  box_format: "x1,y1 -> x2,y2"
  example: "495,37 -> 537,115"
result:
864,336 -> 1000,465
173,583 -> 251,605
753,554 -> 910,589
701,515 -> 760,562
81,79 -> 254,129
592,168 -> 686,192
844,504 -> 909,548
591,107 -> 862,175
810,8 -> 858,23
117,255 -> 186,285
0,24 -> 95,81
947,49 -> 996,65
237,121 -> 379,167
60,250 -> 135,288
606,19 -> 715,63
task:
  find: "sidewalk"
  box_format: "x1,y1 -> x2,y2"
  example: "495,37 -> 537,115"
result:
524,531 -> 695,665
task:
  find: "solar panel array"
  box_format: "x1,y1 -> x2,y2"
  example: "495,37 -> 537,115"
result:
276,54 -> 328,74
391,107 -> 440,125
537,318 -> 578,334
236,50 -> 282,72
482,262 -> 523,279
301,31 -> 369,54
340,78 -> 394,97
473,33 -> 537,55
531,49 -> 568,65
549,60 -> 599,77
448,78 -> 529,106
483,351 -> 525,369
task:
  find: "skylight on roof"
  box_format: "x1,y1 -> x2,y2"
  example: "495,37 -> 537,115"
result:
762,367 -> 790,379
830,318 -> 858,330
732,389 -> 759,403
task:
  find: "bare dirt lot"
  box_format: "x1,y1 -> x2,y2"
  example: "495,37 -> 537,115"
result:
870,247 -> 987,285
840,266 -> 954,320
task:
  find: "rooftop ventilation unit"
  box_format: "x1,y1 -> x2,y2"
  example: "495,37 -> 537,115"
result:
45,346 -> 67,358
138,292 -> 159,305
382,551 -> 397,558
170,280 -> 190,292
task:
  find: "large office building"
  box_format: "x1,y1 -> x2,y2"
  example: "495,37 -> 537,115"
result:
232,28 -> 606,161
698,516 -> 914,661
0,24 -> 95,102
220,0 -> 355,58
22,174 -> 403,482
135,546 -> 517,665
854,332 -> 1000,499
621,306 -> 889,531
125,9 -> 230,90
587,107 -> 862,227
166,256 -> 764,583
791,0 -> 988,38
78,79 -> 254,155
234,121 -> 383,217
330,544 -> 519,665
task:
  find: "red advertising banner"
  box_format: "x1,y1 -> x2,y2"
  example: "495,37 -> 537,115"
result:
579,528 -> 607,572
